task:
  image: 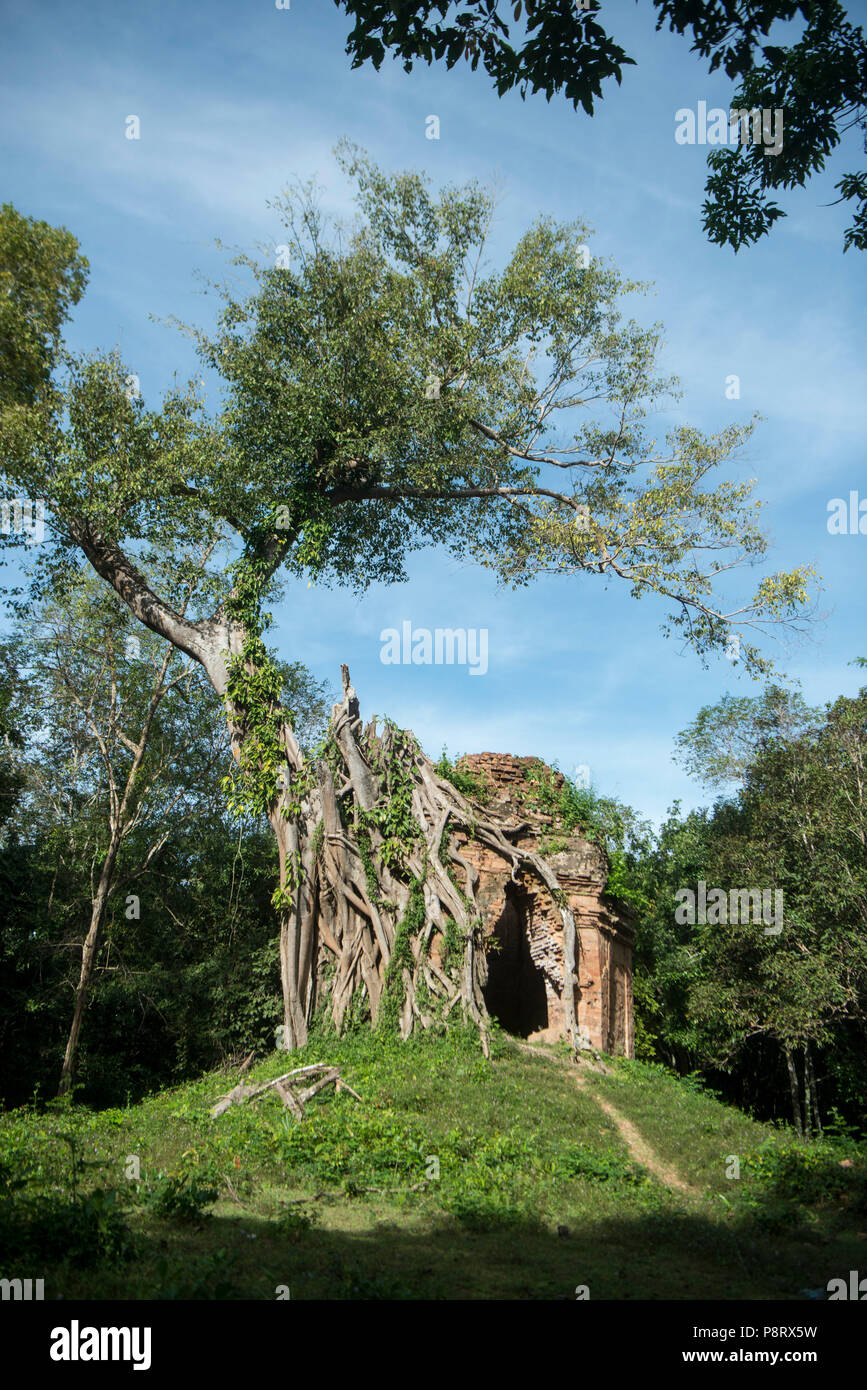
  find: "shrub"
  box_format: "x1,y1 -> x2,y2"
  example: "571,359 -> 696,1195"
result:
446,1191 -> 533,1232
140,1169 -> 219,1223
744,1140 -> 867,1212
275,1205 -> 318,1241
0,1187 -> 137,1265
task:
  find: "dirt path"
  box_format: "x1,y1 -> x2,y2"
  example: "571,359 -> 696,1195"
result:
579,1083 -> 700,1196
513,1042 -> 702,1198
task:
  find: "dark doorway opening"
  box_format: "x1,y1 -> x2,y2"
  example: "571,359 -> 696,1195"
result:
483,884 -> 549,1036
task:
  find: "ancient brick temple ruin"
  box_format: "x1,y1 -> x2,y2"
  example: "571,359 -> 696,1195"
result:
454,753 -> 635,1057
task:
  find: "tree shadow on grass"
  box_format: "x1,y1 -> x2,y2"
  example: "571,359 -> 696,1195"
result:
38,1202 -> 860,1301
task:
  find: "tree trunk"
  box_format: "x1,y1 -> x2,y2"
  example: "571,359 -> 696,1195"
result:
802,1044 -> 814,1138
58,844 -> 119,1096
271,804 -> 317,1051
805,1043 -> 821,1138
56,639 -> 176,1097
784,1045 -> 804,1138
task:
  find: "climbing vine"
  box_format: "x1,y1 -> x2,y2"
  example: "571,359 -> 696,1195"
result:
364,722 -> 424,875
435,750 -> 491,804
219,529 -> 292,820
217,499 -> 337,912
379,876 -> 426,1034
219,494 -> 333,825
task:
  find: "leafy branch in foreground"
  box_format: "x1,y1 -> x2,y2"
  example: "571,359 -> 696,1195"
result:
335,1 -> 867,252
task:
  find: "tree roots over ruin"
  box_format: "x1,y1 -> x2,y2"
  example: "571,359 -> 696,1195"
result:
273,667 -> 580,1055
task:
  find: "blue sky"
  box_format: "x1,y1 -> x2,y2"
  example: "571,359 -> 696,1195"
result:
2,0 -> 865,826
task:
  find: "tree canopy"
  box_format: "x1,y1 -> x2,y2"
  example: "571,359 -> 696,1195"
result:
0,151 -> 816,683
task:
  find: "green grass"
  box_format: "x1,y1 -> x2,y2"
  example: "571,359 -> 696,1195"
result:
1,1026 -> 864,1300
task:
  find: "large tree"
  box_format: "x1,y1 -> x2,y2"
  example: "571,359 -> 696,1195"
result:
335,0 -> 867,252
0,151 -> 816,1051
673,683 -> 817,788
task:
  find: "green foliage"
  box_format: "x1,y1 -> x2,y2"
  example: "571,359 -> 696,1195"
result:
0,1107 -> 138,1265
168,145 -> 815,674
221,539 -> 299,825
275,1205 -> 319,1241
735,1135 -> 867,1235
0,564 -> 294,1106
351,810 -> 382,907
338,0 -> 632,115
1,1028 -> 864,1300
379,877 -> 426,1034
154,1248 -> 239,1300
434,749 -> 490,802
673,685 -> 816,789
337,1 -> 867,254
550,1143 -> 650,1186
0,642 -> 26,830
140,1169 -> 220,1223
0,201 -> 88,412
522,759 -> 605,839
364,725 -> 423,874
0,754 -> 284,1107
446,1192 -> 536,1233
701,3 -> 867,253
0,1187 -> 137,1265
743,1140 -> 867,1213
632,677 -> 867,1134
517,760 -> 652,913
219,537 -> 333,900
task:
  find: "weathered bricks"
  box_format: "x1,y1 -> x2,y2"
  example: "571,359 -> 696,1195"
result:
453,753 -> 634,1056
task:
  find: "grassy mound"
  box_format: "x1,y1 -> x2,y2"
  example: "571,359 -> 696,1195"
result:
1,1027 -> 864,1300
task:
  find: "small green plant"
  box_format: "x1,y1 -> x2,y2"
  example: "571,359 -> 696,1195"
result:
340,1266 -> 415,1299
446,1191 -> 531,1232
363,723 -> 424,874
743,1139 -> 867,1211
0,1158 -> 27,1196
741,1194 -> 804,1234
520,762 -> 652,912
141,1169 -> 219,1223
824,1107 -> 865,1142
553,1142 -> 650,1186
276,1205 -> 319,1241
434,749 -> 490,802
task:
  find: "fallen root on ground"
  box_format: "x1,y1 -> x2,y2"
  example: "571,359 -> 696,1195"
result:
210,1063 -> 362,1120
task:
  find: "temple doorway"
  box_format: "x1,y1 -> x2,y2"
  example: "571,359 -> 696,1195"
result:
482,883 -> 549,1036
